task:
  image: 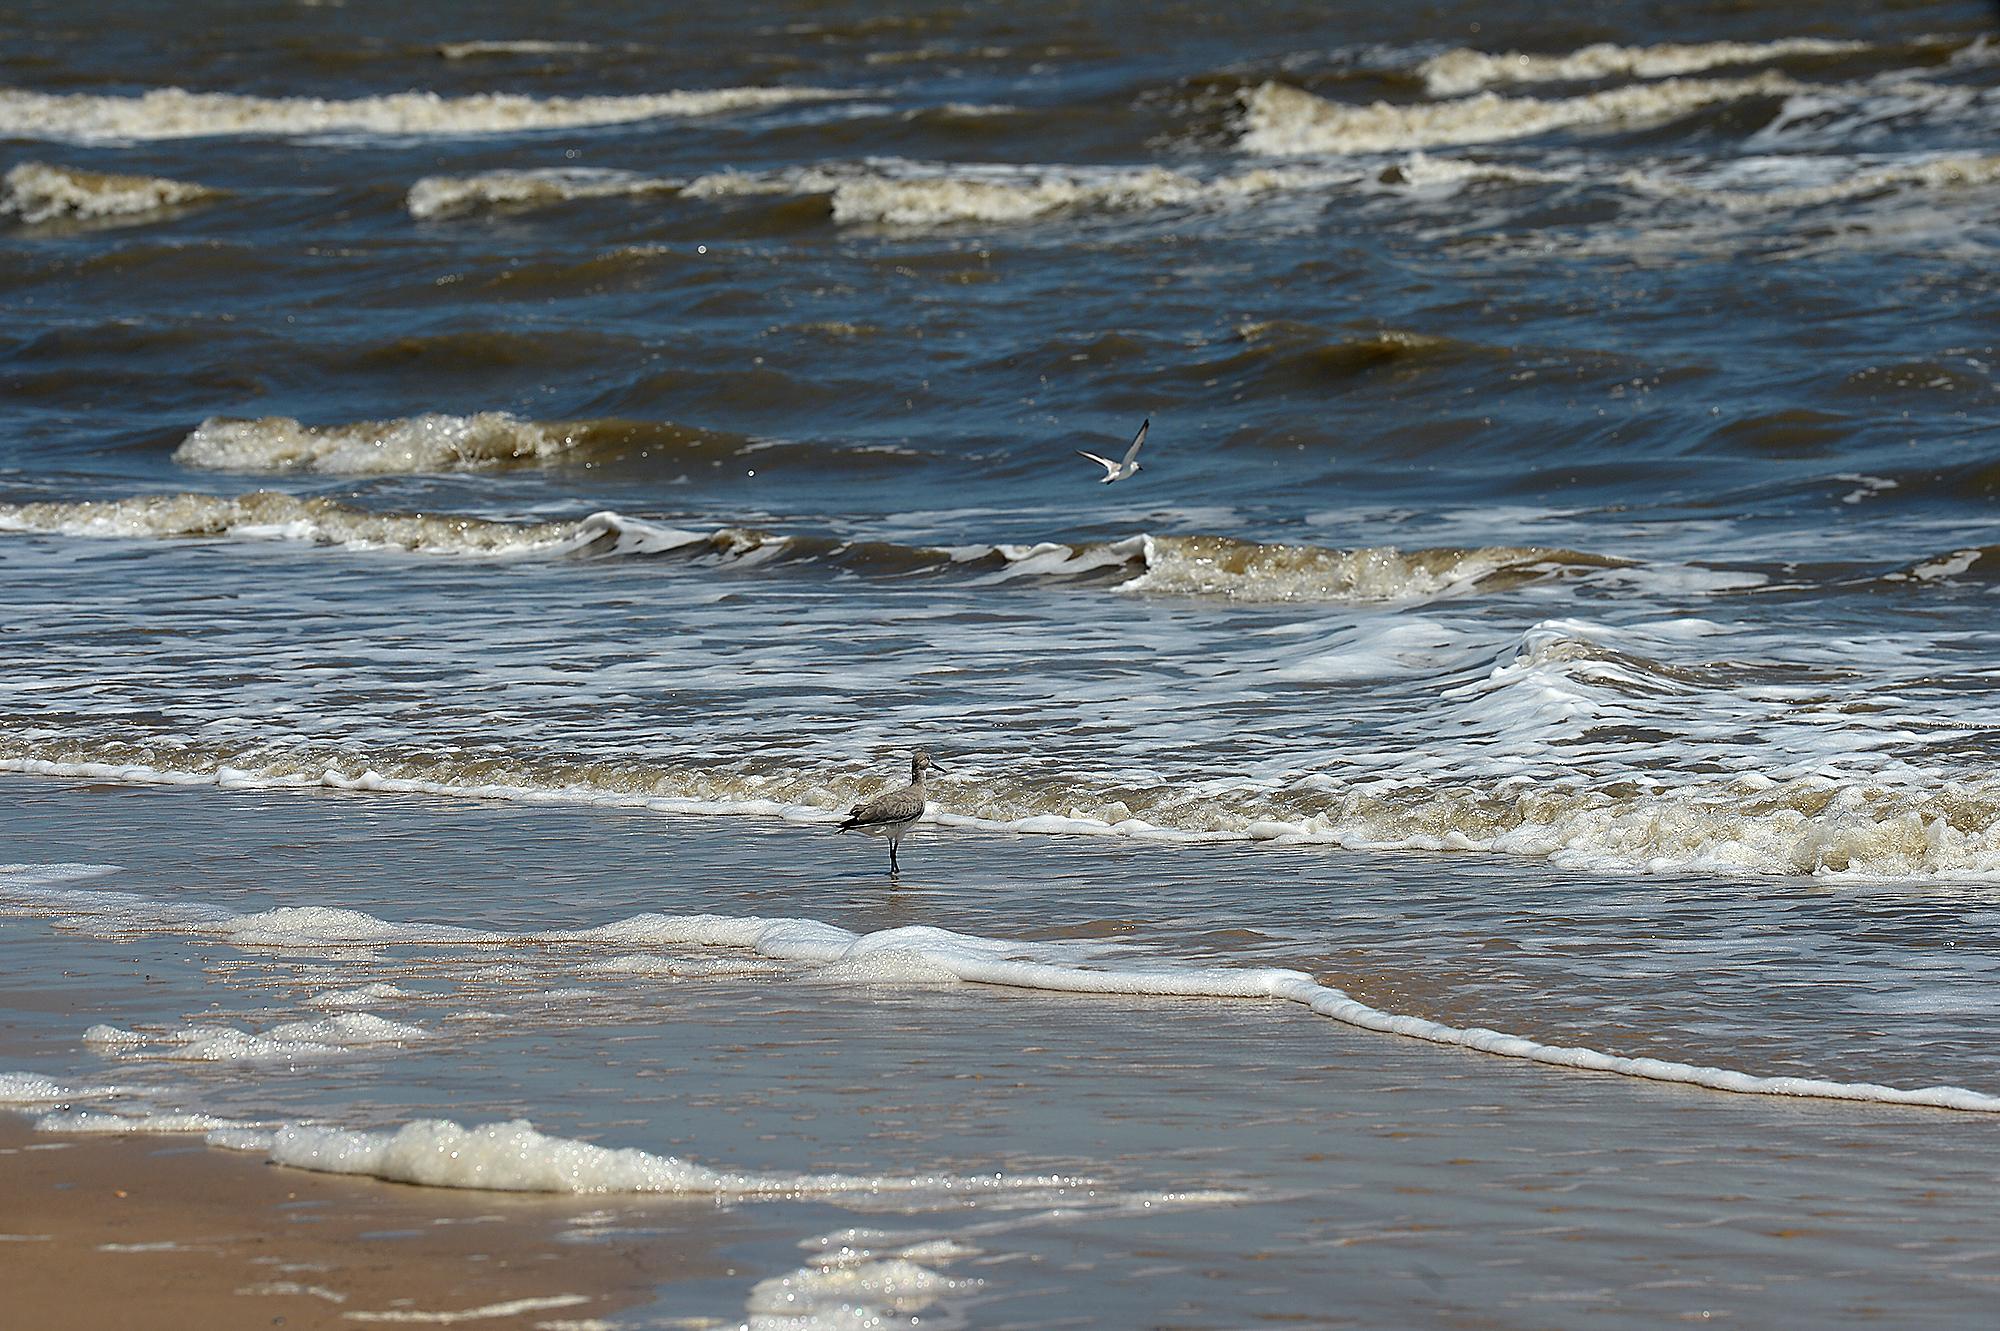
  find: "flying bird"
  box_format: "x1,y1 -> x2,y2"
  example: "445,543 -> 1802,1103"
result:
1077,418 -> 1148,484
836,749 -> 945,874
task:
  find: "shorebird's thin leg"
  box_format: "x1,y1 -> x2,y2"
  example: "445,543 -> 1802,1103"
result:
889,839 -> 900,874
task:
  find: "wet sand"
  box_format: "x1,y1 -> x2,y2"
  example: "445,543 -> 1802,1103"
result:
0,1117 -> 734,1329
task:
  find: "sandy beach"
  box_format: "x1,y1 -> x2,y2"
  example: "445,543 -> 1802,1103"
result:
0,1116 -> 734,1330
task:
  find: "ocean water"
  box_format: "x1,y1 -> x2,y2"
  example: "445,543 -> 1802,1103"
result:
5,0 -> 2000,1324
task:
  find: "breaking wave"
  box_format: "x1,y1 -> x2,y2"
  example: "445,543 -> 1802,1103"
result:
1238,73 -> 1801,155
406,167 -> 682,219
409,153 -> 1591,228
0,161 -> 224,225
2,735 -> 1995,881
1417,37 -> 1871,97
0,491 -> 1609,601
0,83 -> 847,142
415,158 -> 1358,226
702,161 -> 1354,228
171,412 -> 649,474
0,491 -> 595,555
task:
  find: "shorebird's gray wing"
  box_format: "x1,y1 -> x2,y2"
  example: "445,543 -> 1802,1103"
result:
840,786 -> 924,829
1121,419 -> 1149,468
1076,449 -> 1116,475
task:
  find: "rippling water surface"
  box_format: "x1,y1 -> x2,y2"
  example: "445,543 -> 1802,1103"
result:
5,1 -> 2000,1325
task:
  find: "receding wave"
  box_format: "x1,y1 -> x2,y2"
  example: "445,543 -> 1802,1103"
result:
5,869 -> 1996,1112
0,491 -> 1610,602
1417,37 -> 1871,97
1238,73 -> 1799,155
0,84 -> 847,142
0,161 -> 224,225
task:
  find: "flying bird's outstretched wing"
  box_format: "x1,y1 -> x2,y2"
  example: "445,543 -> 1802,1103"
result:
1076,449 -> 1116,474
1121,419 -> 1149,468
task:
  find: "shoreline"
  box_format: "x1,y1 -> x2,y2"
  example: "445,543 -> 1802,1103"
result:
0,1115 -> 734,1330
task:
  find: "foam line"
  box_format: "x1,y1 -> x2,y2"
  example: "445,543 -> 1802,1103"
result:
630,916 -> 2000,1113
6,862 -> 1991,1114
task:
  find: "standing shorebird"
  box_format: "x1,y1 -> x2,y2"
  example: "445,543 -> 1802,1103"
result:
837,749 -> 944,874
1076,417 -> 1148,484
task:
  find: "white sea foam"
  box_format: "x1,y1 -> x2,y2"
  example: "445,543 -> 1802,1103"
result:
407,168 -> 680,220
173,413 -> 595,474
0,84 -> 848,142
1418,37 -> 1870,97
83,1012 -> 429,1063
1123,534 -> 1591,602
556,915 -> 2000,1113
1239,74 -> 1801,155
305,982 -> 416,1008
0,492 -> 616,557
252,1117 -> 1079,1195
1623,152 -> 2000,212
36,1108 -> 246,1133
0,161 -> 222,224
683,159 -> 1355,228
746,1256 -> 972,1330
7,736 -> 2000,881
0,1072 -> 125,1104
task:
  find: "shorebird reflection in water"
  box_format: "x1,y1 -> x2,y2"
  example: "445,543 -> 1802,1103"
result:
838,749 -> 945,874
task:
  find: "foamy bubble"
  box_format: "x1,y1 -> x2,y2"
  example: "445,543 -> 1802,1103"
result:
264,1117 -> 1076,1195
407,168 -> 679,220
1418,37 -> 1869,97
305,982 -> 416,1008
1238,73 -> 1801,155
173,413 -> 592,474
0,161 -> 222,225
83,1013 -> 429,1063
0,84 -> 848,143
0,1072 -> 125,1104
745,1257 -> 972,1329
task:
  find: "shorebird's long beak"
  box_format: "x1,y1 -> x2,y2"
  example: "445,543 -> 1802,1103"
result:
929,758 -> 949,775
